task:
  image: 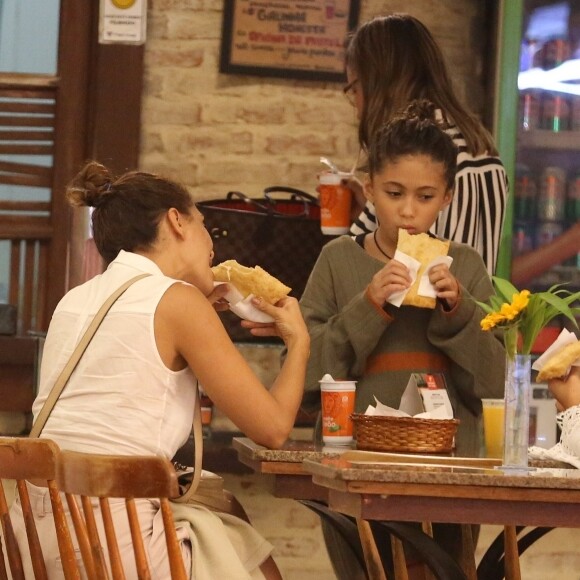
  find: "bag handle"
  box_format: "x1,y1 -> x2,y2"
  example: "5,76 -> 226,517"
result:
29,273 -> 151,439
226,189 -> 316,219
226,191 -> 272,213
263,185 -> 318,204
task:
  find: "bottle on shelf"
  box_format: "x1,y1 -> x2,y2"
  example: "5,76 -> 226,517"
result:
566,170 -> 580,267
538,166 -> 567,222
519,38 -> 542,131
514,164 -> 537,222
541,91 -> 572,132
539,38 -> 572,132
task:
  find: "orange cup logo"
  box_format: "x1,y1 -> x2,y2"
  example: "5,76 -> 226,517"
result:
321,390 -> 355,437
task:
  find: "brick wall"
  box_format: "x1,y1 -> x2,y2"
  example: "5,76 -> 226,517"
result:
140,0 -> 490,201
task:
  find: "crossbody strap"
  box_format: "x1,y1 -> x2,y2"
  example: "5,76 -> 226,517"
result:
172,383 -> 203,503
29,273 -> 151,438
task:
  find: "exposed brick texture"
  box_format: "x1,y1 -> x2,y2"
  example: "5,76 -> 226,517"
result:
140,1 -> 489,201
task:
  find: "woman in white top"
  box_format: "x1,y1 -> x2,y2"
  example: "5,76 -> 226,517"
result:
343,14 -> 509,275
10,161 -> 310,579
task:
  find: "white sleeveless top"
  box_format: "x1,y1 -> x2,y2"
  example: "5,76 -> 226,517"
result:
33,251 -> 196,458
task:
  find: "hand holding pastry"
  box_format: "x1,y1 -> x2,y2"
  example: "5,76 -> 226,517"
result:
548,367 -> 580,412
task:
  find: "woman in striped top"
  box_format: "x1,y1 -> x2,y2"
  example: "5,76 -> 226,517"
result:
344,14 -> 509,275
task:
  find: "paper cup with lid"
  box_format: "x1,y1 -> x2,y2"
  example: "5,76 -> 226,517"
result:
318,172 -> 352,235
319,374 -> 357,445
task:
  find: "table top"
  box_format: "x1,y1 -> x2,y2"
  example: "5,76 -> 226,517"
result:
303,455 -> 580,492
233,437 -> 579,489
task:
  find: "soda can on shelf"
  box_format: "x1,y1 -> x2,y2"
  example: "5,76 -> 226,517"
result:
519,91 -> 541,131
535,221 -> 565,251
538,166 -> 567,222
514,165 -> 537,221
542,38 -> 571,69
541,92 -> 571,132
572,96 -> 580,132
567,171 -> 580,223
512,221 -> 535,256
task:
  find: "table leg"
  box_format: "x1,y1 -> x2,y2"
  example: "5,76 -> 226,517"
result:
420,522 -> 435,580
356,519 -> 387,580
504,526 -> 522,580
459,525 -> 477,580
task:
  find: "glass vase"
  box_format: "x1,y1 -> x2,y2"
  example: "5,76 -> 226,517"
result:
503,354 -> 532,470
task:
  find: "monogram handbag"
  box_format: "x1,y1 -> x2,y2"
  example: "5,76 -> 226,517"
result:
197,188 -> 336,341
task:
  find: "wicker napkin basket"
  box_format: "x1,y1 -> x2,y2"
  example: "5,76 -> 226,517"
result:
351,414 -> 460,454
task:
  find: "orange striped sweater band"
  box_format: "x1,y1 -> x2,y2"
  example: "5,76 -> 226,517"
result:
365,352 -> 450,375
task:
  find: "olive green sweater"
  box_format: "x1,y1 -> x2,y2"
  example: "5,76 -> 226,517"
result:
300,235 -> 505,456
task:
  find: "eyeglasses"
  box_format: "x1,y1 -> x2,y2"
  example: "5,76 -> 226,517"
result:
342,78 -> 359,106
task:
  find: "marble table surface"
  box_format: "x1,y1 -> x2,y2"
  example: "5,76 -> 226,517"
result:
233,437 -> 579,490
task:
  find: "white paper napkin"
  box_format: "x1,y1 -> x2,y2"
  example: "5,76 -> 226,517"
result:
417,256 -> 454,298
214,282 -> 274,323
532,328 -> 580,376
387,251 -> 454,307
387,251 -> 421,307
364,396 -> 452,420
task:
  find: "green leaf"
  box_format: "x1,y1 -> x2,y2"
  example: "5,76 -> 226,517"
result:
492,277 -> 519,302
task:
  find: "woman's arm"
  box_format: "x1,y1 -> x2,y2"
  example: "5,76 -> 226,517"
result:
511,223 -> 580,287
158,284 -> 310,449
434,159 -> 508,275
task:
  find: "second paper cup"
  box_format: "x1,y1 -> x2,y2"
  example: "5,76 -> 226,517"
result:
320,380 -> 356,445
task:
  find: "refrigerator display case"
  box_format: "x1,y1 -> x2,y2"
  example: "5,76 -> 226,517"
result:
494,0 -> 580,355
495,0 -> 580,292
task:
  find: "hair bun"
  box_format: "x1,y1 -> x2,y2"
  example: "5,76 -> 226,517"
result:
403,99 -> 438,123
66,161 -> 115,208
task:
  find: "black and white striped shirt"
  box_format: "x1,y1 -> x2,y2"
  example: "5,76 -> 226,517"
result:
350,124 -> 509,275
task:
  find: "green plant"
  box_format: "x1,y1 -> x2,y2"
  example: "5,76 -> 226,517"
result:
477,278 -> 580,358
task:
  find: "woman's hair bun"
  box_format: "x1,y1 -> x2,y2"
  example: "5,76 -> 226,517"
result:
66,161 -> 115,208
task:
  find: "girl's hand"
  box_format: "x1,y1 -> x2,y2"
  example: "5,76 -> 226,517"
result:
241,297 -> 309,350
548,366 -> 580,411
429,264 -> 459,310
366,259 -> 412,305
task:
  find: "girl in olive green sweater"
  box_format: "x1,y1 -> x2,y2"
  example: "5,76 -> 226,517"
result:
301,100 -> 505,457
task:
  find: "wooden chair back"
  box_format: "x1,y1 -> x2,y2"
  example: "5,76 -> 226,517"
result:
57,450 -> 187,580
0,437 -> 79,579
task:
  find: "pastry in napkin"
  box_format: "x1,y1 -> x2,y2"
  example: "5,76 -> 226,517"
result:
536,341 -> 580,382
212,260 -> 291,304
396,230 -> 450,309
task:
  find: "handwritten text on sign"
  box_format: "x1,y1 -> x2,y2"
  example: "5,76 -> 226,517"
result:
229,0 -> 352,74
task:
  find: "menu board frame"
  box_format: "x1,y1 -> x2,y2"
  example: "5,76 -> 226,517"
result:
219,0 -> 361,82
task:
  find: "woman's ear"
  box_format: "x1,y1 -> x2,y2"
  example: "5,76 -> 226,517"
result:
166,208 -> 185,238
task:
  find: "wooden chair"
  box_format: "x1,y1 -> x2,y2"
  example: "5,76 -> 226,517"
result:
56,450 -> 188,580
0,437 -> 80,579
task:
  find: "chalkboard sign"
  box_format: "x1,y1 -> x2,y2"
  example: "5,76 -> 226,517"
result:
219,0 -> 360,82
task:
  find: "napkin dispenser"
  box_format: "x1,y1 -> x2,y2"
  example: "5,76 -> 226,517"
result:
399,373 -> 454,418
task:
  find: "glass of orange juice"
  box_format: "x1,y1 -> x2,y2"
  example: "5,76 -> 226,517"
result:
482,398 -> 505,459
